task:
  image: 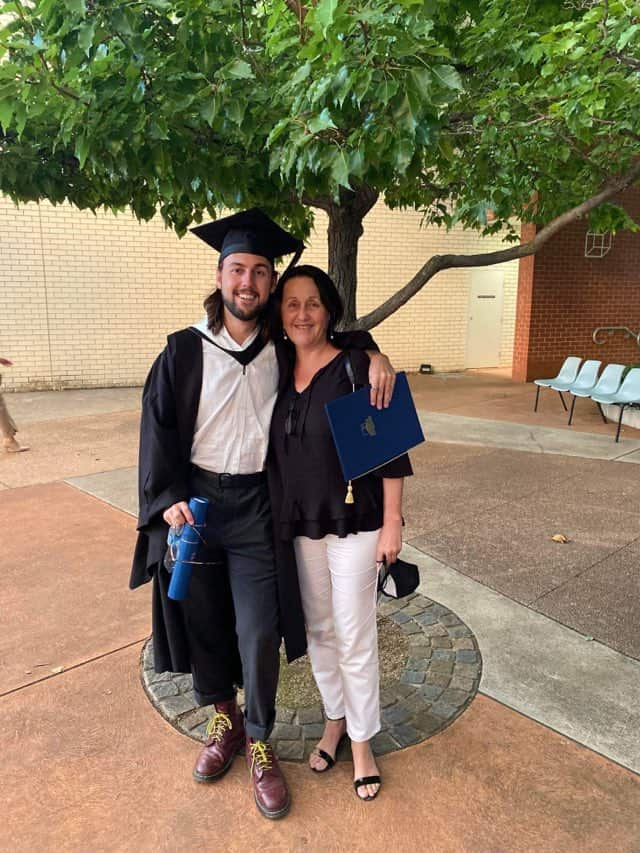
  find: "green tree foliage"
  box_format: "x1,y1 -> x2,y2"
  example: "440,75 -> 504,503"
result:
1,0 -> 639,325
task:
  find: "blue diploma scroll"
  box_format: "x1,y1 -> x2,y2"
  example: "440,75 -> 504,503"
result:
167,497 -> 209,601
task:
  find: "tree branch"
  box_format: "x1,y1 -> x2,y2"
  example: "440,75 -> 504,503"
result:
239,0 -> 248,45
605,50 -> 640,72
302,193 -> 333,212
336,185 -> 379,219
304,186 -> 379,218
283,0 -> 308,24
352,160 -> 640,330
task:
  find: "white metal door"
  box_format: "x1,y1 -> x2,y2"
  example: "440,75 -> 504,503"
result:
465,268 -> 504,368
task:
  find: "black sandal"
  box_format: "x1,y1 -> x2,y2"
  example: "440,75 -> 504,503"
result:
310,732 -> 347,773
354,775 -> 382,801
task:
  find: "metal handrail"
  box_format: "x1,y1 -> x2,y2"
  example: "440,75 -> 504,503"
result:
592,326 -> 640,347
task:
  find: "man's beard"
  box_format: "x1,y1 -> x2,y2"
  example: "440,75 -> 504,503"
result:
222,294 -> 267,323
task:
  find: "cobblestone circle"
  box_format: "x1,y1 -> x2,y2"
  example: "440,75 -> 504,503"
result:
141,593 -> 482,761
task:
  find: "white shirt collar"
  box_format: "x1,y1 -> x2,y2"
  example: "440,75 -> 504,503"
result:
191,317 -> 260,352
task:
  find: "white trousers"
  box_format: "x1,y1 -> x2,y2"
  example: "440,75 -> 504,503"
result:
294,530 -> 380,742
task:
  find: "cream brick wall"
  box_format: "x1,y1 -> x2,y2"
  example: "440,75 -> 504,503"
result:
304,205 -> 519,373
1,198 -> 214,390
0,196 -> 518,390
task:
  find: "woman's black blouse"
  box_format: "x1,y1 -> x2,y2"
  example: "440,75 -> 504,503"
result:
267,348 -> 413,542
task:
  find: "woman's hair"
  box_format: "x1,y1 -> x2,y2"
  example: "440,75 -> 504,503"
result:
274,265 -> 344,337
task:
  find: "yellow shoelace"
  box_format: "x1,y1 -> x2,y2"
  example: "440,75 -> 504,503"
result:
249,740 -> 273,773
205,712 -> 232,743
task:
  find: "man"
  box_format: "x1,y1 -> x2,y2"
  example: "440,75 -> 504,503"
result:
0,358 -> 29,452
130,209 -> 394,820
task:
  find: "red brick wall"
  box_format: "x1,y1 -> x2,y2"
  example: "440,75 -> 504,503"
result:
512,223 -> 537,382
512,189 -> 640,382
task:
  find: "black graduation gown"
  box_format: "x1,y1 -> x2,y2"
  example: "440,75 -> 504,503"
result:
130,326 -> 375,670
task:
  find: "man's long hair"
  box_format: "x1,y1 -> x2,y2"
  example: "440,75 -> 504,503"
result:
203,288 -> 225,334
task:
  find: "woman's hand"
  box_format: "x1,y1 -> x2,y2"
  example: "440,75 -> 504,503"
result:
376,517 -> 403,565
379,477 -> 404,564
367,352 -> 395,410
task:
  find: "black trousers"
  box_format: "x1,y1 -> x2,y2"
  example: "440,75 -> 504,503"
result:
157,468 -> 281,741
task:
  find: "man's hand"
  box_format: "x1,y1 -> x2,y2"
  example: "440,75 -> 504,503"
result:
163,501 -> 194,527
367,352 -> 395,410
0,358 -> 13,367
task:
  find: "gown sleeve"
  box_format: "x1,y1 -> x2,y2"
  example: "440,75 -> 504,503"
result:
137,343 -> 191,532
332,329 -> 378,352
131,339 -> 194,589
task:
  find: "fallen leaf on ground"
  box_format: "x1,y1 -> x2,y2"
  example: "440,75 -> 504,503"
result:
51,666 -> 64,674
551,533 -> 570,543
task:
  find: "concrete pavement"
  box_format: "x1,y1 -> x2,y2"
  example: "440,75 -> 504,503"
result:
419,410 -> 640,460
406,545 -> 640,774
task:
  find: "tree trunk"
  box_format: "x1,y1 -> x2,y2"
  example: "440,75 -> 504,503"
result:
311,186 -> 379,326
327,207 -> 362,326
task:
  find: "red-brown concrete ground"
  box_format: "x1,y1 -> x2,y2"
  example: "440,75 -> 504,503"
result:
1,378 -> 639,852
5,650 -> 639,853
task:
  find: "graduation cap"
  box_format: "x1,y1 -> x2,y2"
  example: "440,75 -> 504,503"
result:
190,208 -> 304,268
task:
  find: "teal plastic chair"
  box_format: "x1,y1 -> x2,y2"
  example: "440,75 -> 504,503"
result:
534,356 -> 582,411
568,363 -> 625,425
590,367 -> 640,441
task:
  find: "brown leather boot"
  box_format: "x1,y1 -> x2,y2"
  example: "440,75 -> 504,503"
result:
246,738 -> 291,820
192,699 -> 245,782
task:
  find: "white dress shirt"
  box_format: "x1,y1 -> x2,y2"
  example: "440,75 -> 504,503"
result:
189,319 -> 279,474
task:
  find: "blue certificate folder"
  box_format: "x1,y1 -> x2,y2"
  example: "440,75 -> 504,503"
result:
324,372 -> 425,481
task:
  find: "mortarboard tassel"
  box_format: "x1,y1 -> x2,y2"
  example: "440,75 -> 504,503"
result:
345,481 -> 354,504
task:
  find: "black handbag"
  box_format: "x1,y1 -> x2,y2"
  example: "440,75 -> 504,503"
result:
377,558 -> 420,600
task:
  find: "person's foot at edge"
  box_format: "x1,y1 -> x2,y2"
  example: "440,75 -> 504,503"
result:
3,437 -> 29,452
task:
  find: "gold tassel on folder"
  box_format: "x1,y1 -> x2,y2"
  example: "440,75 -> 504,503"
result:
345,481 -> 354,504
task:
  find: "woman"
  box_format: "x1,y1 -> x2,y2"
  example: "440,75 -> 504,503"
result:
267,265 -> 412,801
